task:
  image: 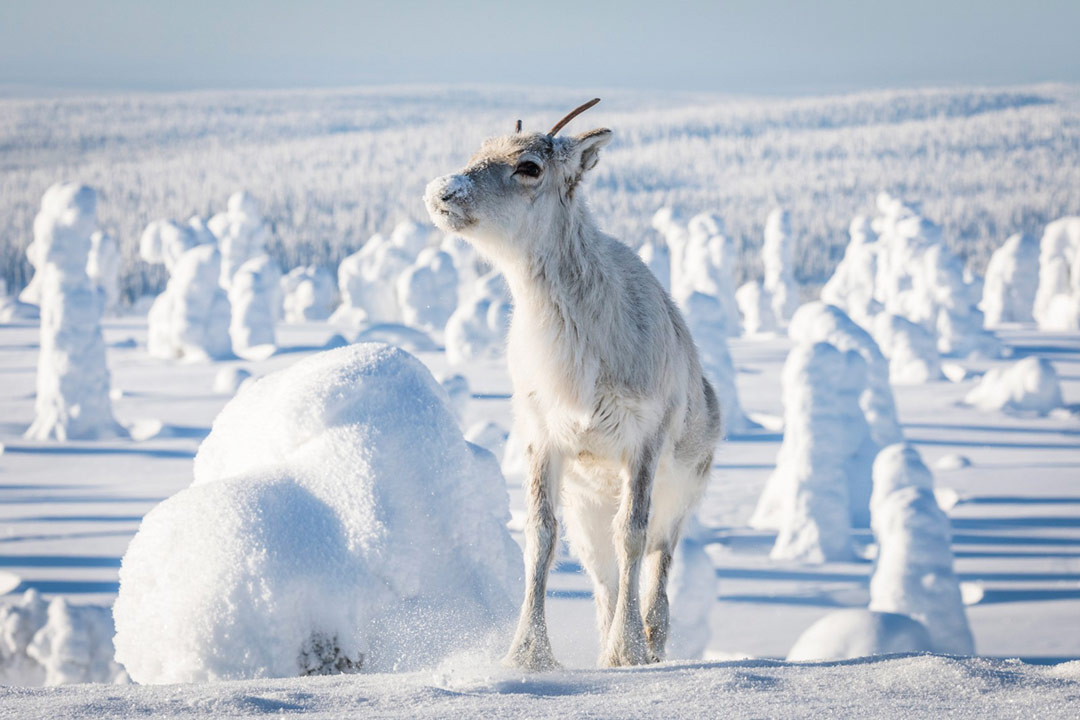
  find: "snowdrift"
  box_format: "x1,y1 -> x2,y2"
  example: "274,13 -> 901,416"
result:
113,343 -> 522,683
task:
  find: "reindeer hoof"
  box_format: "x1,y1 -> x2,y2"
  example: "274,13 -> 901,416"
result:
599,637 -> 652,668
503,635 -> 560,671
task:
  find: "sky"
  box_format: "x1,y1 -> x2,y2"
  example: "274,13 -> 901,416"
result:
0,0 -> 1077,95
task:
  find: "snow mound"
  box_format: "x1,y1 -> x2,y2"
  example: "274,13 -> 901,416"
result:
869,444 -> 974,655
331,234 -> 411,327
0,590 -> 126,686
464,421 -> 508,464
786,609 -> 933,662
114,344 -> 522,684
280,266 -> 336,322
438,373 -> 470,427
964,357 -> 1064,414
25,183 -> 124,440
981,233 -> 1039,327
354,323 -> 438,353
935,453 -> 972,471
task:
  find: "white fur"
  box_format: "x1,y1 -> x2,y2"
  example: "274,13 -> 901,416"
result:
425,123 -> 721,669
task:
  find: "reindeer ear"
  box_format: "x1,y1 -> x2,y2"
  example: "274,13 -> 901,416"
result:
572,128 -> 613,174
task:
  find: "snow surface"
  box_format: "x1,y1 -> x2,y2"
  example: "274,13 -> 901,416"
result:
1,655 -> 1077,719
786,609 -> 932,662
113,344 -> 522,683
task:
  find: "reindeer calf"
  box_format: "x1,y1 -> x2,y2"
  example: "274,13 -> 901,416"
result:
425,100 -> 721,669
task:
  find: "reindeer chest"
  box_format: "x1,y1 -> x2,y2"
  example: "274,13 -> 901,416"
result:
507,313 -> 659,458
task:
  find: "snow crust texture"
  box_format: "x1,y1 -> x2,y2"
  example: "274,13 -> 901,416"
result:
113,343 -> 522,684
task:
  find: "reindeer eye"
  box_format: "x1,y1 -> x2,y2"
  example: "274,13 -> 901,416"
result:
514,160 -> 542,178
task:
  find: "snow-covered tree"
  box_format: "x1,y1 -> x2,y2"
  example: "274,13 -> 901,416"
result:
25,183 -> 123,441
147,244 -> 232,361
980,233 -> 1039,327
763,208 -> 799,323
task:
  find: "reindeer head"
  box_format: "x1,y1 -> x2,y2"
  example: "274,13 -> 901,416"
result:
424,99 -> 611,257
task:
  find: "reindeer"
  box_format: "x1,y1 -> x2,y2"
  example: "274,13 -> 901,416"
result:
424,100 -> 721,669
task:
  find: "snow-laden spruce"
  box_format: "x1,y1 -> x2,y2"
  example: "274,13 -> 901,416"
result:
820,216 -> 881,327
227,254 -> 281,359
1033,216 -> 1080,331
751,341 -> 868,561
280,265 -> 336,322
871,312 -> 943,384
444,272 -> 512,366
788,302 -> 902,526
86,231 -> 120,316
331,233 -> 411,327
735,280 -> 779,336
208,191 -> 270,291
868,444 -> 974,655
964,356 -> 1064,414
146,244 -> 233,361
980,233 -> 1039,327
680,291 -> 752,433
763,208 -> 799,323
25,183 -> 124,441
396,247 -> 459,336
139,217 -> 216,273
0,590 -> 127,686
113,344 -> 522,683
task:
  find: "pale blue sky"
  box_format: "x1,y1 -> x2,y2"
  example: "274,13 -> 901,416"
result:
1,0 -> 1077,94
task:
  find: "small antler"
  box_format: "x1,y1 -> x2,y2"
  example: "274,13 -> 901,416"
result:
515,119 -> 522,133
548,98 -> 601,137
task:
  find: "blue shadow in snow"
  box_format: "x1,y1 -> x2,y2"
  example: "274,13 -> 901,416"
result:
903,422 -> 1080,437
908,437 -> 1079,451
0,555 -> 121,568
546,589 -> 593,600
962,496 -> 1080,505
3,445 -> 195,459
2,515 -> 143,523
13,580 -> 120,595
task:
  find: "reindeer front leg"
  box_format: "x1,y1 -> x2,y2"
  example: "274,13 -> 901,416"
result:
600,441 -> 658,667
504,445 -> 562,670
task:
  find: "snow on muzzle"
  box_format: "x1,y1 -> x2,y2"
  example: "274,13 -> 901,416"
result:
424,173 -> 475,231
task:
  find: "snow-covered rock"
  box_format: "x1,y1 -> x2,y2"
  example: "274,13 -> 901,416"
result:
753,342 -> 868,562
1033,216 -> 1080,331
147,244 -> 233,362
86,231 -> 120,315
980,233 -> 1039,327
869,444 -> 974,655
444,272 -> 511,366
872,312 -> 943,384
763,208 -> 799,323
280,266 -> 335,322
397,248 -> 458,335
25,183 -> 124,441
735,281 -> 778,336
964,356 -> 1064,414
786,609 -> 933,661
0,591 -> 126,687
113,343 -> 522,683
681,292 -> 752,434
228,255 -> 281,359
208,191 -> 270,291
